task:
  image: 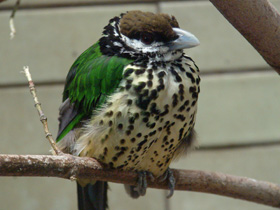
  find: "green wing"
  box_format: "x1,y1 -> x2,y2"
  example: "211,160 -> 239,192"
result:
56,42 -> 134,142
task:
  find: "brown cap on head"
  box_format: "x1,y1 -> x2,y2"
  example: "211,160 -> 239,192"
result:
120,11 -> 179,42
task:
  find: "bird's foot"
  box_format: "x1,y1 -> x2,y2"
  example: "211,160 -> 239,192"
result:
135,171 -> 155,196
159,168 -> 175,198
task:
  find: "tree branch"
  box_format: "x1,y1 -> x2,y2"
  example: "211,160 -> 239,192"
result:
1,154 -> 280,208
209,0 -> 280,74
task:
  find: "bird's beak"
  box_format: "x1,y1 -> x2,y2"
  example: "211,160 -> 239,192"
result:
167,28 -> 200,51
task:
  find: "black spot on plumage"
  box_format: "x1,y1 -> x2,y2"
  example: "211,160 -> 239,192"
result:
179,84 -> 184,89
136,96 -> 150,110
128,125 -> 134,131
160,109 -> 169,116
149,122 -> 156,129
184,100 -> 190,106
158,163 -> 163,168
121,147 -> 128,151
137,139 -> 147,149
135,69 -> 145,75
108,121 -> 113,126
191,100 -> 197,106
158,127 -> 162,131
190,67 -> 196,73
116,150 -> 125,157
129,117 -> 135,124
157,84 -> 165,92
116,111 -> 122,118
105,111 -> 113,117
154,115 -> 160,121
147,74 -> 153,80
158,78 -> 164,85
148,140 -> 155,148
99,120 -> 104,125
126,79 -> 133,84
186,72 -> 195,83
150,102 -> 161,115
147,80 -> 153,88
170,67 -> 182,82
134,113 -> 140,119
149,89 -> 158,100
175,114 -> 186,121
134,82 -> 146,92
142,89 -> 149,96
172,93 -> 178,107
179,128 -> 184,140
196,77 -> 200,85
179,88 -> 184,95
157,71 -> 166,78
143,117 -> 149,123
165,157 -> 171,165
180,95 -> 184,101
126,130 -> 131,136
103,147 -> 108,155
124,68 -> 134,78
178,104 -> 185,112
118,123 -> 123,130
125,83 -> 132,90
149,130 -> 157,136
142,111 -> 151,117
127,99 -> 133,105
131,137 -> 136,143
137,133 -> 142,138
192,92 -> 198,99
189,86 -> 196,93
186,107 -> 191,112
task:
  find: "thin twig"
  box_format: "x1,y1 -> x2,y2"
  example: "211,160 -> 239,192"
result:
22,66 -> 62,155
9,0 -> 21,39
0,154 -> 280,208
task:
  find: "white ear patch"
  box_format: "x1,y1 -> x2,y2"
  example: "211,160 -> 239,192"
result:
120,34 -> 169,54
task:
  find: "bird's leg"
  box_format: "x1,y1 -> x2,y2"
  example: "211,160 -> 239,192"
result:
135,171 -> 155,196
135,171 -> 147,196
159,168 -> 175,198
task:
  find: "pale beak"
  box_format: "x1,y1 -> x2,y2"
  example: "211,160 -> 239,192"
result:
168,28 -> 200,51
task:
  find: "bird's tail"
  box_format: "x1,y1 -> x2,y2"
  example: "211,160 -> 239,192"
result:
77,181 -> 108,210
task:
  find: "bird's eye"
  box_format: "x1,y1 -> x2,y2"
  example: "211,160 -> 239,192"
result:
140,33 -> 154,45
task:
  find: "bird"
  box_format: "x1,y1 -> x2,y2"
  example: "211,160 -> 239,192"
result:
56,10 -> 200,210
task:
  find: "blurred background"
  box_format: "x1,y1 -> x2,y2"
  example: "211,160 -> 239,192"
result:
0,0 -> 280,209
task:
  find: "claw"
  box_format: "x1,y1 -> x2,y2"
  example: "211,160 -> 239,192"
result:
134,171 -> 156,196
159,168 -> 176,198
136,171 -> 147,196
147,171 -> 155,182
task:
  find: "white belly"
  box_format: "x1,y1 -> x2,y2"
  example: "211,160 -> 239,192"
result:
75,57 -> 200,177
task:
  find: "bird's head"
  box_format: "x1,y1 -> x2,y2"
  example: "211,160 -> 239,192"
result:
99,11 -> 199,61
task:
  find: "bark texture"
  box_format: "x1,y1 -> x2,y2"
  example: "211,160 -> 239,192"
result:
1,154 -> 280,208
210,0 -> 280,74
